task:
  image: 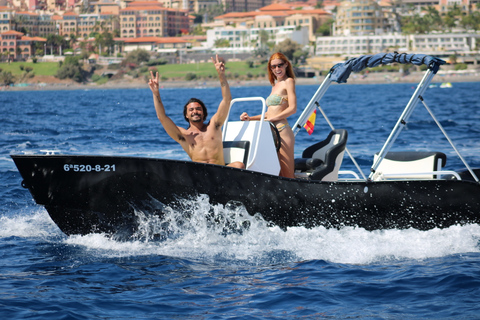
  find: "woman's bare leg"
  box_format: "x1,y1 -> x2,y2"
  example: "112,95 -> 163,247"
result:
278,127 -> 295,178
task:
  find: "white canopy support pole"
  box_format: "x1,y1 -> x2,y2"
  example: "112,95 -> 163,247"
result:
369,68 -> 436,180
419,96 -> 480,183
316,103 -> 367,181
293,73 -> 333,136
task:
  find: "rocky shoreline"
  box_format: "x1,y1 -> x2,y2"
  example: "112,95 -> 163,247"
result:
3,70 -> 479,91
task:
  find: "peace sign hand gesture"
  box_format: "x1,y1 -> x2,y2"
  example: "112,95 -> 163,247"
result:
211,54 -> 225,75
148,71 -> 160,96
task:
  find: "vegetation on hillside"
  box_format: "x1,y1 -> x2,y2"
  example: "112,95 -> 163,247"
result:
400,5 -> 480,34
2,0 -> 478,88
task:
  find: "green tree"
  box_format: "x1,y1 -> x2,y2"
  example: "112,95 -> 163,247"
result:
214,38 -> 230,48
258,30 -> 269,48
192,13 -> 203,24
252,46 -> 270,59
401,14 -> 431,34
461,11 -> 480,31
273,39 -> 307,65
56,56 -> 85,82
423,6 -> 442,30
191,25 -> 206,36
443,4 -> 462,32
316,19 -> 334,36
124,49 -> 150,65
0,71 -> 15,85
68,33 -> 78,51
46,34 -> 67,55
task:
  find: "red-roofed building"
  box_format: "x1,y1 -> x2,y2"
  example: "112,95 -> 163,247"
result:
119,36 -> 191,53
120,1 -> 189,38
213,3 -> 332,42
0,30 -> 46,61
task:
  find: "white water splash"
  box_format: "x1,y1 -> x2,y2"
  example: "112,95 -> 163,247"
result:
2,198 -> 480,265
0,208 -> 62,239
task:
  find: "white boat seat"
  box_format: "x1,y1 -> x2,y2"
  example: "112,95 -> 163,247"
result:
295,129 -> 348,181
373,151 -> 447,179
223,140 -> 250,167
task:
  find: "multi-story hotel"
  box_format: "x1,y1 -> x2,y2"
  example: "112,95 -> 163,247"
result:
206,25 -> 309,52
0,30 -> 46,60
119,1 -> 189,38
57,12 -> 120,38
213,3 -> 332,42
315,33 -> 480,56
333,0 -> 395,36
12,11 -> 57,37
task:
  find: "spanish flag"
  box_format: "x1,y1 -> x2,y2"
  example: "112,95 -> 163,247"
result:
304,109 -> 316,135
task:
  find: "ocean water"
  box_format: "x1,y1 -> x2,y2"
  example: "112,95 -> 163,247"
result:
1,81 -> 480,319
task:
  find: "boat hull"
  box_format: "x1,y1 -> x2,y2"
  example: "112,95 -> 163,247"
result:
11,155 -> 480,236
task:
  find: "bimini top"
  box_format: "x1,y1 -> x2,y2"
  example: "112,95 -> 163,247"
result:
330,52 -> 446,84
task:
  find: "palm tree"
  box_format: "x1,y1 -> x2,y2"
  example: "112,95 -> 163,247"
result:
258,30 -> 269,48
93,20 -> 106,33
46,34 -> 67,55
102,30 -> 115,55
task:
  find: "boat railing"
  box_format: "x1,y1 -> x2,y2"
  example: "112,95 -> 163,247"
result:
371,170 -> 462,181
222,97 -> 280,175
222,97 -> 267,169
338,170 -> 361,180
40,149 -> 60,155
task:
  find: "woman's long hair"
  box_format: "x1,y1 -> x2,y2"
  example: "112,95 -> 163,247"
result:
267,52 -> 295,86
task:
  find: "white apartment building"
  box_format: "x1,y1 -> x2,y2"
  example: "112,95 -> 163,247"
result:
206,25 -> 309,53
316,33 -> 480,56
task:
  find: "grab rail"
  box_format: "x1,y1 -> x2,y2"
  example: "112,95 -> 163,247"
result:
222,97 -> 267,169
372,170 -> 461,181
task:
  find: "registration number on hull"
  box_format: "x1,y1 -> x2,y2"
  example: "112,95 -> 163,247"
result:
63,164 -> 116,172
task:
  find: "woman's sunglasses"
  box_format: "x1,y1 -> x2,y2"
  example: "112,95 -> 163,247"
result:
270,63 -> 285,69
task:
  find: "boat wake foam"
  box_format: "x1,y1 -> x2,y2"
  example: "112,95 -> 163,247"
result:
2,198 -> 480,265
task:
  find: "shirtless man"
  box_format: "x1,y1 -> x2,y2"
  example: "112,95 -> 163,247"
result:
148,55 -> 244,169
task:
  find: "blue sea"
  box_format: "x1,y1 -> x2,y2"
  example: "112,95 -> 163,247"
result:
1,80 -> 480,319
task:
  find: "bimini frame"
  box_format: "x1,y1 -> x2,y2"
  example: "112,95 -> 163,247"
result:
292,52 -> 479,183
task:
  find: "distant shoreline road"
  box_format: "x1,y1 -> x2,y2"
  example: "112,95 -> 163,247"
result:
3,71 -> 479,91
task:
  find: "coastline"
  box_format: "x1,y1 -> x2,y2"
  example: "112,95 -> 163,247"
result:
2,70 -> 479,91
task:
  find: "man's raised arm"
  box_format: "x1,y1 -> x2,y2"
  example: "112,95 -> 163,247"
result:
211,55 -> 232,127
148,71 -> 185,142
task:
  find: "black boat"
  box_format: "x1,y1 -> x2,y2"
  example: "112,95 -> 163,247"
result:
11,53 -> 480,238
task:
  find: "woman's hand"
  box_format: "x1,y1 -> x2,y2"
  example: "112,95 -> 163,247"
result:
240,112 -> 250,121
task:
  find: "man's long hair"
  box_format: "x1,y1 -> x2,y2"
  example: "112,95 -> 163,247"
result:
183,98 -> 207,123
267,52 -> 295,86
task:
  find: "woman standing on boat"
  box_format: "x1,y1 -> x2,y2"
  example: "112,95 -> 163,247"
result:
240,52 -> 297,178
